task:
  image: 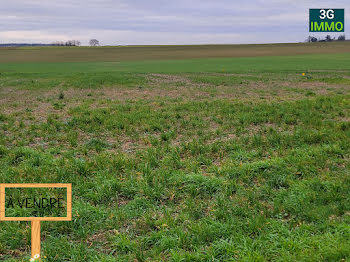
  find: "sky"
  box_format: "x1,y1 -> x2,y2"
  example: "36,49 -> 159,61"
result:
0,0 -> 349,45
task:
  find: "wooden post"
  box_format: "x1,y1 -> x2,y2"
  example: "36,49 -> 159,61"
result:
31,221 -> 41,258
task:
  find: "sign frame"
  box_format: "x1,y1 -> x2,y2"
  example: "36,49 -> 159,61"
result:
0,183 -> 72,258
309,8 -> 345,32
0,183 -> 72,221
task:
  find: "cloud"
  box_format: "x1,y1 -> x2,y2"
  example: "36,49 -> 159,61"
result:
0,30 -> 71,42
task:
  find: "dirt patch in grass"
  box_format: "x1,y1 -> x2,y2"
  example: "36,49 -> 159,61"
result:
2,73 -> 347,120
147,73 -> 196,85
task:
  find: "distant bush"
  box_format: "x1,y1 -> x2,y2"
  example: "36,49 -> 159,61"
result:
325,35 -> 334,42
306,36 -> 318,42
338,34 -> 346,41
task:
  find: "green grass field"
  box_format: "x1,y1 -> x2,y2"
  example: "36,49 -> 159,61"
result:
1,43 -> 350,261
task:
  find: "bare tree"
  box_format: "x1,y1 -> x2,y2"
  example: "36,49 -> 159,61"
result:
51,40 -> 81,46
325,35 -> 333,42
89,39 -> 100,46
60,40 -> 81,46
338,34 -> 346,41
52,41 -> 64,46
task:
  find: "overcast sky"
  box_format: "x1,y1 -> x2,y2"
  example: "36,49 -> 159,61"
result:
0,0 -> 348,45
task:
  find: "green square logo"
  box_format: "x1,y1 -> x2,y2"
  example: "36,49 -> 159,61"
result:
309,9 -> 344,32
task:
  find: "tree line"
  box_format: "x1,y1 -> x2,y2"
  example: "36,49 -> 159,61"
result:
51,39 -> 100,46
51,40 -> 81,46
306,34 -> 346,42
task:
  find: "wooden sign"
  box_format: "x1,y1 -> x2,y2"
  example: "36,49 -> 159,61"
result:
0,183 -> 72,259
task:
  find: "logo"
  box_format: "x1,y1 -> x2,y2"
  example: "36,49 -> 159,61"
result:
309,9 -> 344,32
